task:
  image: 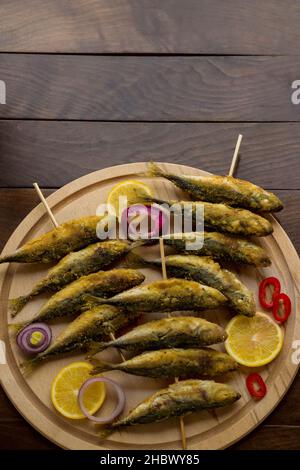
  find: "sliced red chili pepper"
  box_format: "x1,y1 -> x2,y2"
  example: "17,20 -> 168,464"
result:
259,277 -> 281,309
246,373 -> 267,399
272,292 -> 291,323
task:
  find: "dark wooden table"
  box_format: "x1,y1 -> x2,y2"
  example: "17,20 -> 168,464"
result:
0,0 -> 300,450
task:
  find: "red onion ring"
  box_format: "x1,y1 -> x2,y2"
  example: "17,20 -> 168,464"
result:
16,323 -> 52,354
78,377 -> 126,423
121,204 -> 166,240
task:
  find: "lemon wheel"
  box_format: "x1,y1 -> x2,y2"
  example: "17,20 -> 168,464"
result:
107,180 -> 153,217
225,312 -> 284,367
51,361 -> 106,419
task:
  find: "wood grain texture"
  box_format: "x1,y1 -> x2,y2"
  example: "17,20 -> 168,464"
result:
0,55 -> 300,121
1,0 -> 300,54
1,121 -> 300,189
232,426 -> 300,450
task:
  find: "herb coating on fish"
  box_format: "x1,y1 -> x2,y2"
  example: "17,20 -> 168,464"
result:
9,239 -> 143,317
144,196 -> 273,237
9,269 -> 145,333
87,278 -> 226,313
124,254 -> 255,316
89,316 -> 227,355
0,215 -> 114,264
147,162 -> 283,213
163,232 -> 271,267
91,348 -> 237,379
100,379 -> 241,435
20,305 -> 139,374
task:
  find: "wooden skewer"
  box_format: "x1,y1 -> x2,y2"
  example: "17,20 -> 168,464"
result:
32,182 -> 125,361
33,183 -> 59,228
159,238 -> 187,450
228,134 -> 243,177
159,238 -> 168,281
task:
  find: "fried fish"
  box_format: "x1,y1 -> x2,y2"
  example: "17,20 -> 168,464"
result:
9,269 -> 145,333
100,379 -> 241,436
86,278 -> 227,313
0,215 -> 114,264
147,162 -> 283,213
9,239 -> 143,317
162,232 -> 271,267
90,348 -> 237,379
144,196 -> 273,237
20,305 -> 139,374
88,316 -> 227,355
123,253 -> 255,316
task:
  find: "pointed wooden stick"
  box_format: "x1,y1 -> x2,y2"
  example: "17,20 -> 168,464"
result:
33,183 -> 59,228
228,134 -> 243,177
32,182 -> 125,361
159,237 -> 187,450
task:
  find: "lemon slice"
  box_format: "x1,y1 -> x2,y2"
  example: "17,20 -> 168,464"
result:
51,361 -> 106,419
225,312 -> 284,367
107,180 -> 153,217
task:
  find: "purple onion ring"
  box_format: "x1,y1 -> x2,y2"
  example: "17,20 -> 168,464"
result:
78,377 -> 126,423
16,323 -> 52,354
121,204 -> 166,240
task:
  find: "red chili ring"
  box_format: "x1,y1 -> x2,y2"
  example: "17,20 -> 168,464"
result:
272,292 -> 291,323
246,373 -> 267,399
259,277 -> 281,310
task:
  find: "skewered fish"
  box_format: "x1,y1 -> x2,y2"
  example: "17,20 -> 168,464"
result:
9,269 -> 145,333
123,253 -> 255,316
100,379 -> 241,436
147,162 -> 283,213
20,305 -> 139,374
144,196 -> 273,237
86,278 -> 227,313
91,348 -> 237,379
0,215 -> 113,264
162,232 -> 271,267
9,239 -> 143,317
88,316 -> 227,355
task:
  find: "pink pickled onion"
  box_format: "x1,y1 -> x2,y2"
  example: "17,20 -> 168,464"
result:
78,377 -> 125,423
16,323 -> 52,354
121,204 -> 166,240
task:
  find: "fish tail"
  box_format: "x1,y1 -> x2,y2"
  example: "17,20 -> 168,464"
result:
139,195 -> 168,206
85,341 -> 107,358
20,356 -> 42,376
98,425 -> 116,439
120,251 -> 151,269
0,254 -> 15,264
8,321 -> 30,335
146,162 -> 166,179
89,357 -> 115,375
82,294 -> 107,309
9,295 -> 31,317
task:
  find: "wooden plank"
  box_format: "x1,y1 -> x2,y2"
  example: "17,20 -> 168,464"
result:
0,121 -> 300,189
0,417 -> 57,450
0,55 -> 300,121
1,0 -> 300,54
232,426 -> 300,450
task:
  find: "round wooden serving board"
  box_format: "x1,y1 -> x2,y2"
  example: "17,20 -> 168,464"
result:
0,162 -> 300,450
